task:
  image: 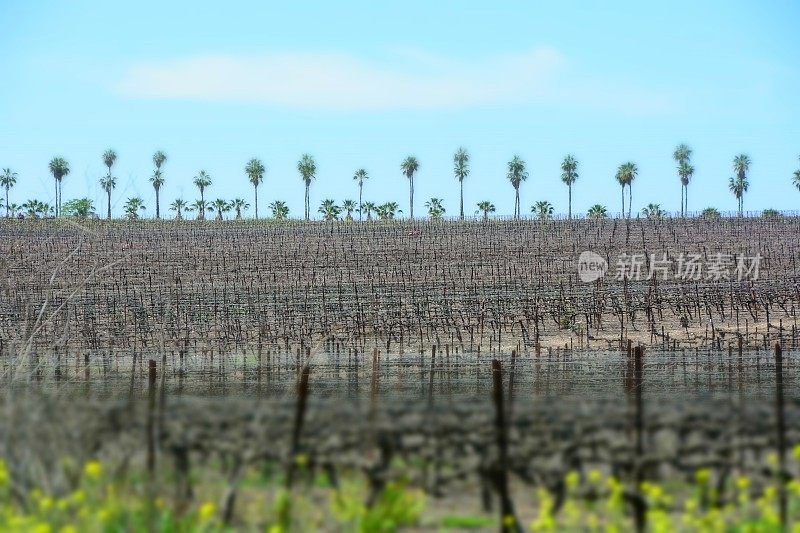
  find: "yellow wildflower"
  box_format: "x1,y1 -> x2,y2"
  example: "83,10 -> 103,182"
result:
199,501 -> 216,521
83,460 -> 102,479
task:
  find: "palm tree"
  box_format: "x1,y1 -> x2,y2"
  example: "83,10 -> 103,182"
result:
376,202 -> 401,220
150,170 -> 165,219
22,199 -> 49,218
587,204 -> 608,219
673,144 -> 692,216
103,149 -> 117,175
101,150 -> 118,220
792,156 -> 800,193
5,203 -> 20,218
532,200 -> 553,220
245,158 -> 265,219
362,201 -> 377,221
48,157 -> 69,217
641,203 -> 665,219
188,199 -> 212,220
453,147 -> 469,220
425,197 -> 445,220
731,154 -> 751,216
269,200 -> 289,220
615,166 -> 627,217
151,151 -> 167,219
1,168 -> 18,218
615,162 -> 638,218
623,162 -> 638,218
762,208 -> 781,218
678,161 -> 694,216
341,199 -> 357,221
353,169 -> 368,220
170,199 -> 187,220
99,175 -> 117,219
297,154 -> 316,220
153,150 -> 167,170
701,207 -> 721,219
211,199 -> 230,220
318,199 -> 340,221
401,156 -> 419,219
507,155 -> 528,218
476,200 -> 495,221
230,198 -> 249,219
193,171 -> 212,220
123,197 -> 145,220
560,155 -> 578,219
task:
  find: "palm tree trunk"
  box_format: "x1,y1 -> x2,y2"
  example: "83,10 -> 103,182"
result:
684,186 -> 688,215
621,187 -> 625,218
628,184 -> 632,218
358,183 -> 363,221
254,184 -> 259,220
155,189 -> 161,219
409,178 -> 414,220
107,191 -> 112,219
568,185 -> 572,220
680,186 -> 684,217
54,181 -> 58,217
459,180 -> 464,220
515,189 -> 520,219
4,188 -> 8,218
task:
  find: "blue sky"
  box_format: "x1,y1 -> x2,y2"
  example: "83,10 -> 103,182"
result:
1,0 -> 799,218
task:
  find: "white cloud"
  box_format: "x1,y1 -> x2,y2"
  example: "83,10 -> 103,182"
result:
116,47 -> 670,113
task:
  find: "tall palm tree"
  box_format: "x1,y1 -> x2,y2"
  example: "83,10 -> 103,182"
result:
151,151 -> 167,219
341,199 -> 357,221
425,197 -> 445,220
193,171 -> 212,220
362,201 -> 377,221
401,156 -> 419,220
211,199 -> 230,220
318,199 -> 340,221
153,150 -> 167,170
560,155 -> 578,219
245,158 -> 265,219
678,161 -> 694,216
268,200 -> 289,220
170,199 -> 187,220
453,147 -> 469,220
0,168 -> 18,218
532,200 -> 553,220
230,198 -> 249,219
615,162 -> 638,218
48,157 -> 69,217
587,204 -> 608,219
150,170 -> 165,219
615,166 -> 626,217
507,155 -> 528,218
731,154 -> 751,216
103,149 -> 117,176
476,200 -> 495,221
353,168 -> 368,220
673,144 -> 692,216
123,197 -> 145,220
297,154 -> 316,220
99,175 -> 117,219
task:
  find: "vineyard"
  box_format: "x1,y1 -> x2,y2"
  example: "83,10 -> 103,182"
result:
2,217 -> 800,531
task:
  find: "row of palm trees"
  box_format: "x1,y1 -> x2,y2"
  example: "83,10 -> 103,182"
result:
2,149 -> 800,220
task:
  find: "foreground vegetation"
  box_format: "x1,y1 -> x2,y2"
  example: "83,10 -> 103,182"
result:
5,454 -> 800,532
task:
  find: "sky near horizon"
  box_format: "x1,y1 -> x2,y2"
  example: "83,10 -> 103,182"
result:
1,0 -> 799,218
